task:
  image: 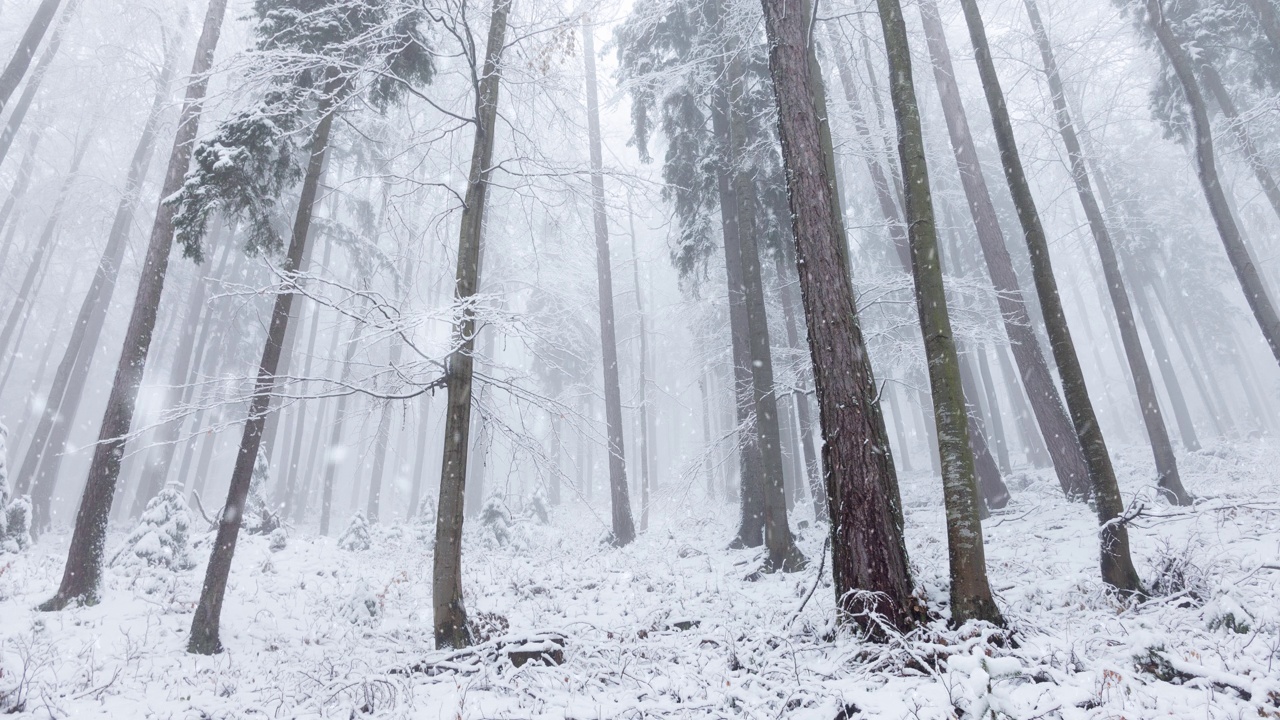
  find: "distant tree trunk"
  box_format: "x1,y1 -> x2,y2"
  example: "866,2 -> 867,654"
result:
959,349 -> 1009,510
1130,275 -> 1201,447
1023,0 -> 1191,505
627,203 -> 652,531
711,96 -> 764,547
582,17 -> 637,547
998,343 -> 1051,466
1149,276 -> 1226,435
320,317 -> 362,535
433,0 -> 512,650
187,91 -> 339,655
773,251 -> 825,507
1146,0 -> 1280,366
760,0 -> 918,633
916,0 -> 1089,499
0,246 -> 58,398
1243,0 -> 1280,74
0,132 -> 41,268
1196,64 -> 1280,224
0,0 -> 62,115
408,395 -> 431,513
280,238 -> 333,514
366,352 -> 400,522
14,60 -> 174,517
38,0 -> 231,611
975,345 -> 1011,473
0,136 -> 90,364
0,0 -> 83,167
957,0 -> 1144,594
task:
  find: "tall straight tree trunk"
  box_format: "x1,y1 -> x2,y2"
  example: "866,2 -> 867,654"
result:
1130,272 -> 1201,448
15,57 -> 175,517
956,0 -> 1144,594
0,0 -> 62,114
759,0 -> 918,633
582,17 -> 636,547
727,53 -> 804,572
699,370 -> 717,500
1149,275 -> 1225,435
916,0 -> 1089,499
280,235 -> 333,513
0,0 -> 83,167
999,343 -> 1051,465
1023,0 -> 1191,505
320,316 -> 363,535
433,0 -> 512,650
366,341 -> 402,522
975,345 -> 1011,473
38,0 -> 230,611
187,91 -> 339,655
627,204 -> 651,531
959,348 -> 1009,510
875,0 -> 1003,626
1146,0 -> 1280,366
0,133 -> 90,366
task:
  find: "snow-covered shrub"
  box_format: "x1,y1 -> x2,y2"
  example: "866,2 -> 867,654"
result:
1,497 -> 31,554
113,482 -> 193,570
1148,538 -> 1210,602
268,527 -> 288,552
480,497 -> 513,546
528,488 -> 549,525
1204,592 -> 1254,634
947,648 -> 1026,718
339,512 -> 371,551
340,581 -> 380,625
412,493 -> 436,543
243,453 -> 280,535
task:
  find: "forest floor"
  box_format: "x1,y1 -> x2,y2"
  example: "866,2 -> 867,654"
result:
1,438 -> 1278,718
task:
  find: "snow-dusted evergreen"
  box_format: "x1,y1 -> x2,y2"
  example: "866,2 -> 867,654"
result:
111,481 -> 193,570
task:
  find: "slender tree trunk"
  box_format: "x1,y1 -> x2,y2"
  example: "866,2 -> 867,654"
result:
1149,276 -> 1226,435
999,343 -> 1050,465
320,316 -> 362,535
875,0 -> 1004,625
0,0 -> 83,167
0,132 -> 42,269
699,370 -> 717,500
187,92 -> 338,655
1243,0 -> 1280,75
773,251 -> 826,508
1024,0 -> 1191,505
1130,274 -> 1201,448
957,0 -> 1144,594
1147,0 -> 1280,366
433,0 -> 512,650
38,0 -> 231,611
582,18 -> 637,547
0,133 -> 91,365
366,351 -> 400,522
975,345 -> 1011,473
280,237 -> 333,514
0,0 -> 62,114
959,349 -> 1009,510
759,0 -> 918,633
1197,64 -> 1280,225
627,203 -> 651,532
917,0 -> 1089,499
408,395 -> 431,514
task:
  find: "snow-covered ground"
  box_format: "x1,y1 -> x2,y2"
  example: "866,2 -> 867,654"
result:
1,438 -> 1278,718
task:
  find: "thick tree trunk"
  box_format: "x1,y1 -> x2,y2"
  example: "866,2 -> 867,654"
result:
957,0 -> 1144,594
0,0 -> 62,114
583,19 -> 637,546
916,0 -> 1089,499
0,0 -> 83,167
1147,0 -> 1280,366
433,0 -> 512,650
187,97 -> 338,655
759,0 -> 918,633
38,0 -> 230,611
1024,0 -> 1191,505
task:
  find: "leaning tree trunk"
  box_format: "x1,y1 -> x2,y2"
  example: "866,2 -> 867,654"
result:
14,55 -> 174,517
759,0 -> 918,634
1198,63 -> 1280,226
0,0 -> 83,168
956,0 -> 1144,594
875,0 -> 1004,626
38,0 -> 231,611
0,132 -> 91,372
433,0 -> 512,650
1024,0 -> 1191,505
187,92 -> 339,656
916,0 -> 1089,499
1146,0 -> 1280,366
582,17 -> 637,547
727,53 -> 804,572
0,0 -> 64,115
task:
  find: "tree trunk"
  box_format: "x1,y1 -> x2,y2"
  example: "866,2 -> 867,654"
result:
759,0 -> 918,633
14,60 -> 174,519
1147,0 -> 1280,366
0,0 -> 62,114
38,0 -> 230,611
0,131 -> 42,269
959,349 -> 1010,510
1024,0 -> 1191,505
772,250 -> 826,511
1197,63 -> 1280,225
627,203 -> 652,532
320,317 -> 362,535
0,0 -> 83,167
1243,0 -> 1280,74
0,132 -> 91,366
582,18 -> 637,547
433,0 -> 512,650
975,345 -> 1011,473
917,0 -> 1089,499
957,0 -> 1144,594
366,347 -> 401,522
186,95 -> 338,655
998,343 -> 1051,466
